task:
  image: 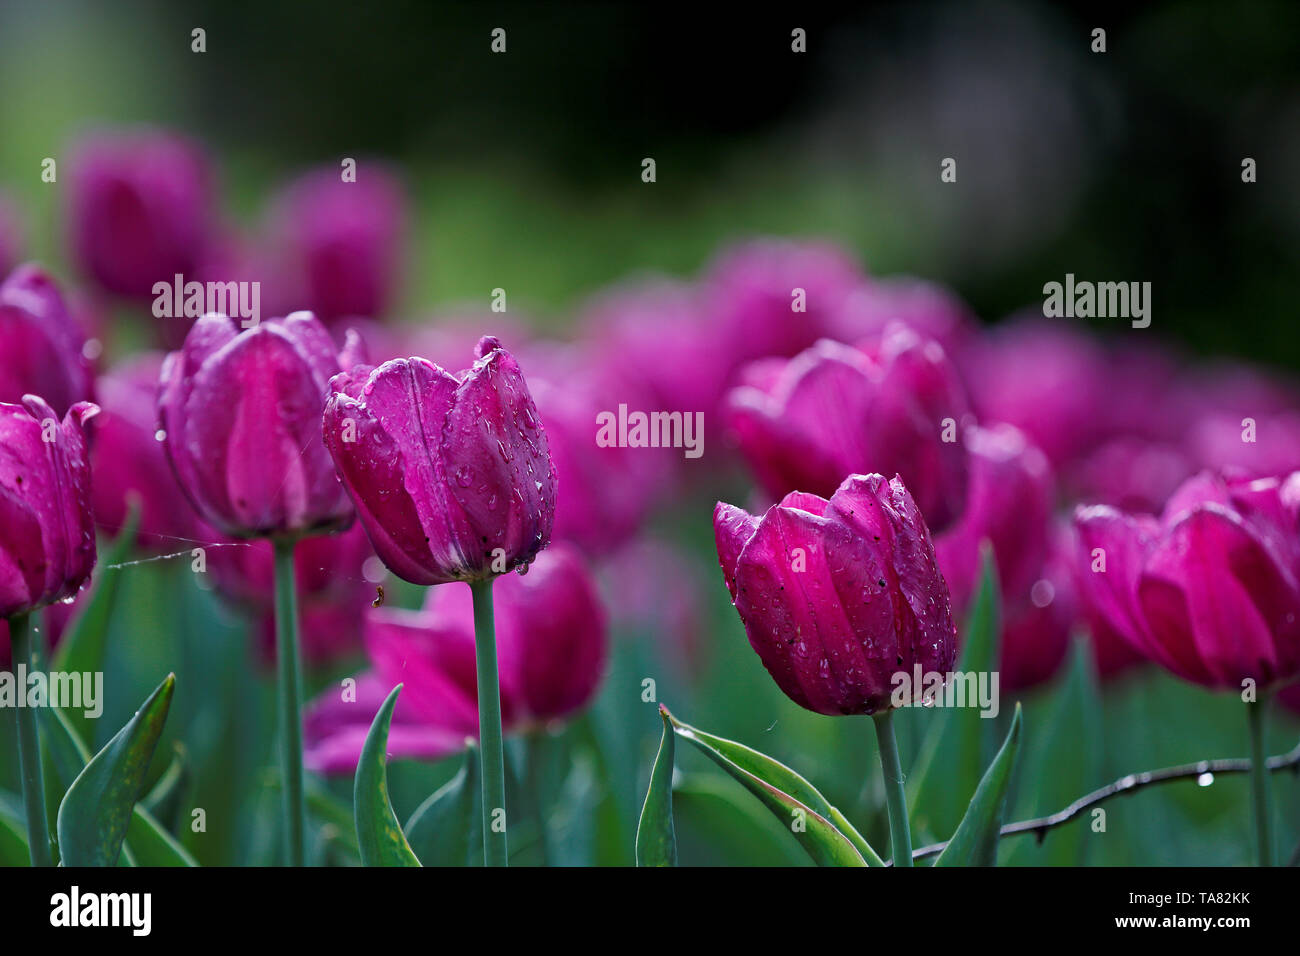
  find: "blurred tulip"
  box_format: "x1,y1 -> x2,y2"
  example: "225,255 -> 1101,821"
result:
0,265 -> 95,415
1064,436 -> 1192,515
1075,472 -> 1300,691
303,544 -> 606,773
704,237 -> 867,365
714,473 -> 956,716
935,424 -> 1053,612
265,165 -> 406,325
0,396 -> 99,619
323,336 -> 556,584
998,524 -> 1075,693
727,325 -> 970,530
829,276 -> 978,354
160,311 -> 360,538
207,523 -> 375,664
1188,411 -> 1300,480
958,315 -> 1110,467
90,352 -> 201,551
601,537 -> 709,680
67,130 -> 215,299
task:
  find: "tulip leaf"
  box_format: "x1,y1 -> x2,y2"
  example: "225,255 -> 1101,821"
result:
124,805 -> 198,867
663,707 -> 881,867
52,498 -> 139,681
935,703 -> 1023,867
56,674 -> 176,867
354,684 -> 421,867
142,742 -> 190,832
1008,638 -> 1102,865
635,705 -> 678,866
405,740 -> 480,867
907,542 -> 1001,842
0,796 -> 30,866
673,774 -> 810,866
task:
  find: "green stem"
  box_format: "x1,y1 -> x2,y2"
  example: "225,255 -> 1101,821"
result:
8,614 -> 52,867
470,578 -> 508,867
872,710 -> 912,867
527,730 -> 552,866
1246,697 -> 1273,867
272,538 -> 305,867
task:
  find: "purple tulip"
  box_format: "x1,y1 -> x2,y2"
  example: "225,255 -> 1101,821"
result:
207,523 -> 375,664
704,238 -> 868,365
829,276 -> 979,355
0,395 -> 99,619
90,352 -> 202,551
997,523 -> 1075,693
159,311 -> 361,538
0,265 -> 95,416
714,474 -> 956,716
265,165 -> 406,325
322,336 -> 556,585
726,325 -> 970,531
957,315 -> 1111,467
1075,471 -> 1300,691
935,424 -> 1054,614
304,543 -> 606,773
67,130 -> 215,299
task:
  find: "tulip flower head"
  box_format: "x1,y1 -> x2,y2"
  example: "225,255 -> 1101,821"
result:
727,326 -> 970,532
323,336 -> 557,585
304,543 -> 606,773
159,310 -> 361,539
1075,472 -> 1300,691
0,396 -> 100,619
0,265 -> 95,416
714,473 -> 956,716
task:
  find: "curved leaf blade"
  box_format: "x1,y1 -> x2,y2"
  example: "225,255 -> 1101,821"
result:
52,499 -> 139,678
664,707 -> 879,867
56,674 -> 175,867
907,542 -> 1001,840
635,705 -> 677,866
404,740 -> 479,866
354,684 -> 421,867
935,703 -> 1023,867
125,805 -> 198,867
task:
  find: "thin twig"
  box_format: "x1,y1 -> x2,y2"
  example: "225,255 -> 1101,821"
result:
909,739 -> 1300,863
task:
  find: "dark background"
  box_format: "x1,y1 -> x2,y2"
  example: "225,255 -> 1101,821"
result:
1,0 -> 1297,363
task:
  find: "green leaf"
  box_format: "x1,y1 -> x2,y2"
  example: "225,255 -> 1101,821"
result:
635,705 -> 677,866
52,499 -> 139,679
56,674 -> 176,867
354,684 -> 421,867
908,541 -> 1001,841
0,797 -> 30,866
663,707 -> 880,867
935,703 -> 1023,867
404,741 -> 479,867
1008,638 -> 1102,865
124,805 -> 198,866
673,774 -> 809,866
142,742 -> 189,832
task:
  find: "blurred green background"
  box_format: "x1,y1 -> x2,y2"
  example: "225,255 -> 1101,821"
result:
0,0 -> 1297,866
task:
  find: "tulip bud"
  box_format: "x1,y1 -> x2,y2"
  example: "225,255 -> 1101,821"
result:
67,131 -> 214,299
1075,471 -> 1300,691
323,336 -> 556,584
0,395 -> 99,619
159,311 -> 359,539
265,165 -> 406,325
91,353 -> 200,551
303,544 -> 606,773
0,265 -> 95,416
727,327 -> 970,531
714,473 -> 956,716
